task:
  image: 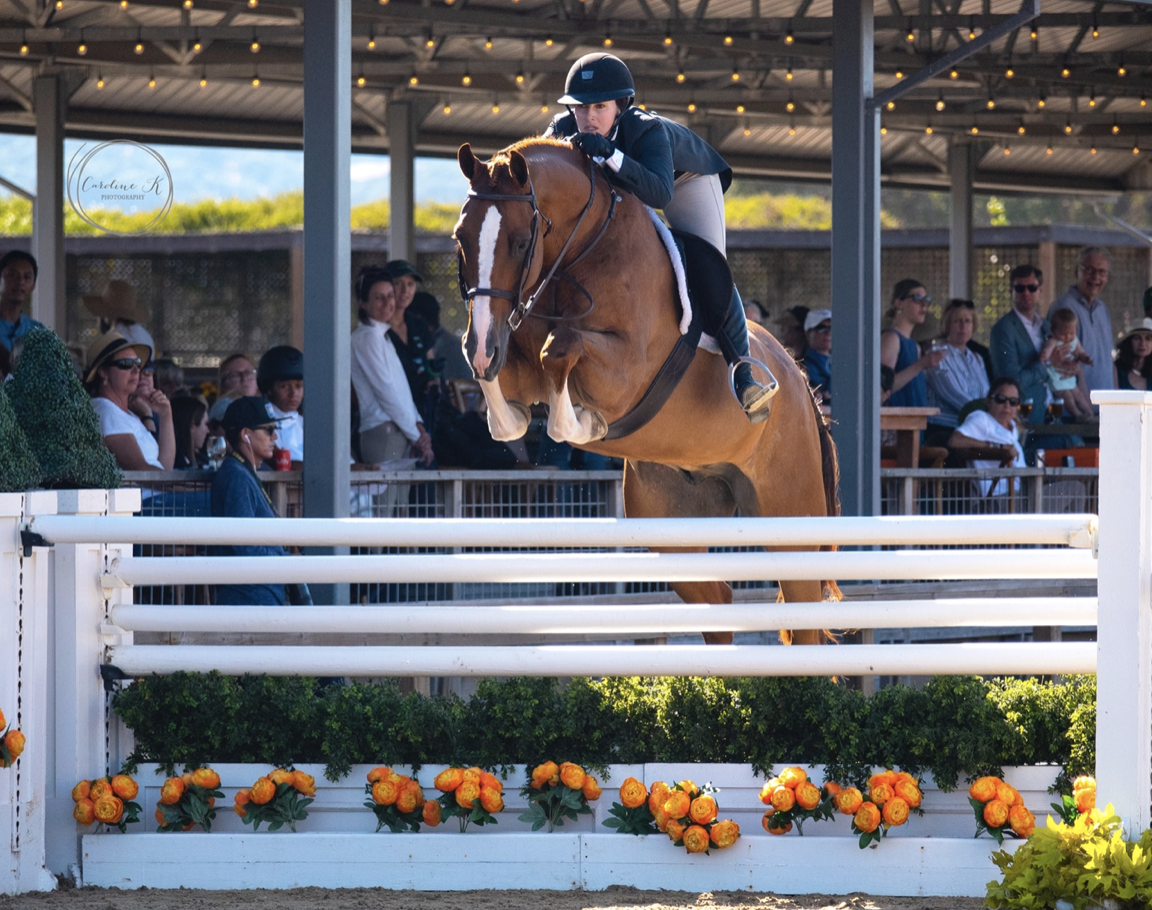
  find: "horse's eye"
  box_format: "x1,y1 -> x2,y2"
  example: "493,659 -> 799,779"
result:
511,236 -> 529,255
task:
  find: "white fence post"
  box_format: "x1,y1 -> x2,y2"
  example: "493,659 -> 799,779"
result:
1094,391 -> 1152,835
44,489 -> 139,879
1,491 -> 57,894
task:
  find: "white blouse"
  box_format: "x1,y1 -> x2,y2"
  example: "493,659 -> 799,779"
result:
91,396 -> 163,469
350,319 -> 422,442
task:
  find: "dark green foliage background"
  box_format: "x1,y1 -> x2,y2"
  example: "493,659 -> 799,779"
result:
113,673 -> 1097,786
0,382 -> 42,492
7,328 -> 121,489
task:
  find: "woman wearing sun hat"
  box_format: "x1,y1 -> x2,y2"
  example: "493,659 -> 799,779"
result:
84,330 -> 174,471
1113,317 -> 1152,391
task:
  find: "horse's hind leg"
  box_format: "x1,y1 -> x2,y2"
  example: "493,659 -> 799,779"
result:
778,580 -> 827,645
623,460 -> 738,645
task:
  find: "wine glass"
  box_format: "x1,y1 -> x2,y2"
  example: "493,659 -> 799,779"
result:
206,435 -> 227,470
1018,399 -> 1033,422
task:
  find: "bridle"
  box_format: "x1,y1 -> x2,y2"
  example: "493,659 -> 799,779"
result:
458,153 -> 620,332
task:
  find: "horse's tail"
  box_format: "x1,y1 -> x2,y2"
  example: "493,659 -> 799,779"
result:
812,391 -> 843,606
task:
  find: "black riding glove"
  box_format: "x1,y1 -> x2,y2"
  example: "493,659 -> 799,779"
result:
572,132 -> 615,160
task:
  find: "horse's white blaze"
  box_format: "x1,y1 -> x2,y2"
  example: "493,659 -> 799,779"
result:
546,379 -> 604,445
480,378 -> 530,441
470,207 -> 502,376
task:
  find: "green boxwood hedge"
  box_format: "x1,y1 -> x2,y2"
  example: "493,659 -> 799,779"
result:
112,673 -> 1096,786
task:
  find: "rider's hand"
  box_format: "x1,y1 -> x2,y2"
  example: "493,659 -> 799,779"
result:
572,132 -> 615,160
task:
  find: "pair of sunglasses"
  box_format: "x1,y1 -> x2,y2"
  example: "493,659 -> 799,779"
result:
1014,283 -> 1040,293
110,358 -> 142,370
990,393 -> 1020,406
904,293 -> 932,303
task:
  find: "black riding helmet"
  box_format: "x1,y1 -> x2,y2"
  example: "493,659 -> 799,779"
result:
257,345 -> 303,393
557,53 -> 635,107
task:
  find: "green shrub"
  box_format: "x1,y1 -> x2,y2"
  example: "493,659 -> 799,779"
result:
7,328 -> 120,489
111,673 -> 1093,785
0,382 -> 41,492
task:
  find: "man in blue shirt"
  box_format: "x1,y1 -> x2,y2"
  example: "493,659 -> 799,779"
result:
0,251 -> 44,353
801,308 -> 832,404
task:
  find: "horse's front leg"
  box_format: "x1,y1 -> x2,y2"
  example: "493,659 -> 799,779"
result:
479,377 -> 531,441
540,327 -> 608,444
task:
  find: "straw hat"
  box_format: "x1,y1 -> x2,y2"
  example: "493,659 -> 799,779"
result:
84,331 -> 152,384
1117,317 -> 1152,347
82,280 -> 149,325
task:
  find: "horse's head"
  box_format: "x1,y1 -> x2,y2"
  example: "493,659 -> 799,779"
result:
454,139 -> 586,381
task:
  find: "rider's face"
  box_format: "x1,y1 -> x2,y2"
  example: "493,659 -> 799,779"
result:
573,101 -> 617,137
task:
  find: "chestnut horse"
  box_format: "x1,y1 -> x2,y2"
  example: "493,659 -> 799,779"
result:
454,138 -> 839,644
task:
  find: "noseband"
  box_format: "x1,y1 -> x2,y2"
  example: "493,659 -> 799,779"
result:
459,154 -> 620,331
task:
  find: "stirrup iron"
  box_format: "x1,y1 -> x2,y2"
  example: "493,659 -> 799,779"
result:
729,356 -> 779,424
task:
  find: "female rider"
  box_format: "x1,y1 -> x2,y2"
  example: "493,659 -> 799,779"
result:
543,52 -> 774,422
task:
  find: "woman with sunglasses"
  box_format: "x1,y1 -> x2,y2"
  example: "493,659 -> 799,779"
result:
924,299 -> 990,446
881,278 -> 947,409
84,330 -> 174,471
949,377 -> 1027,496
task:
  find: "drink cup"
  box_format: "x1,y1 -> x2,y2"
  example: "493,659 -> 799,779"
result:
275,448 -> 291,471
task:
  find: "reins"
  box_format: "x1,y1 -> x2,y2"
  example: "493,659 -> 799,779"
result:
460,153 -> 620,331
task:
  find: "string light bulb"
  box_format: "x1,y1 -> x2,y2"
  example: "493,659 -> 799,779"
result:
880,126 -> 888,135
785,65 -> 793,81
1030,28 -> 1038,41
120,0 -> 128,6
252,75 -> 260,87
492,101 -> 500,113
515,69 -> 525,84
986,96 -> 995,110
895,70 -> 904,79
1003,145 -> 1011,156
731,65 -> 740,82
545,36 -> 554,47
443,103 -> 451,115
540,102 -> 549,113
193,39 -> 202,53
1038,94 -> 1047,109
484,37 -> 493,49
426,35 -> 436,49
970,125 -> 979,135
886,100 -> 895,111
663,32 -> 673,46
251,40 -> 260,53
936,97 -> 945,111
1061,66 -> 1070,78
1118,63 -> 1127,77
1134,143 -> 1141,155
199,72 -> 207,88
676,70 -> 685,83
96,73 -> 105,89
906,27 -> 915,42
723,34 -> 733,46
462,71 -> 471,86
78,41 -> 87,56
135,41 -> 145,55
788,122 -> 796,136
1090,145 -> 1097,155
1046,145 -> 1053,156
1113,120 -> 1120,134
19,41 -> 28,55
736,104 -> 745,113
949,69 -> 959,79
1005,66 -> 1014,78
367,36 -> 376,50
1018,123 -> 1026,134
1091,22 -> 1099,39
784,28 -> 794,45
786,98 -> 795,112
148,73 -> 156,89
687,102 -> 696,112
1088,91 -> 1096,107
183,0 -> 193,8
1064,120 -> 1073,134
1142,94 -> 1148,107
248,0 -> 258,6
925,125 -> 933,134
603,35 -> 613,47
967,25 -> 977,40
743,125 -> 751,136
356,74 -> 366,87
409,71 -> 419,85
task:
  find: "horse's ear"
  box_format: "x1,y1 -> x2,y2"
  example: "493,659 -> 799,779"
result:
458,144 -> 477,181
509,150 -> 529,189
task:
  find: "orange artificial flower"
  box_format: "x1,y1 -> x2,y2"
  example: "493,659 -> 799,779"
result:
372,779 -> 399,806
869,782 -> 895,806
531,761 -> 560,789
893,771 -> 915,784
72,780 -> 91,802
677,779 -> 699,798
835,787 -> 864,815
159,777 -> 184,806
479,786 -> 504,814
710,818 -> 740,848
1073,788 -> 1095,813
0,708 -> 4,727
479,771 -> 502,791
893,779 -> 922,808
73,798 -> 96,825
854,801 -> 882,834
758,781 -> 777,806
1,730 -> 25,765
434,767 -> 463,792
89,778 -> 113,801
367,766 -> 391,783
154,807 -> 168,826
422,798 -> 441,827
190,768 -> 221,790
619,777 -> 647,809
688,795 -> 718,825
882,796 -> 910,827
233,789 -> 250,817
1072,775 -> 1096,793
291,771 -> 316,796
395,788 -> 419,815
648,781 -> 671,815
249,777 -> 276,805
180,771 -> 194,788
665,819 -> 686,842
778,767 -> 807,789
1008,804 -> 1035,836
868,770 -> 897,791
663,790 -> 691,820
762,810 -> 792,835
769,785 -> 795,813
93,795 -> 123,825
983,799 -> 1011,828
683,825 -> 710,853
269,768 -> 294,786
968,776 -> 999,803
795,781 -> 822,811
824,781 -> 843,798
582,775 -> 602,801
559,762 -> 586,790
455,780 -> 480,809
110,775 -> 138,800
653,807 -> 671,833
994,780 -> 1021,807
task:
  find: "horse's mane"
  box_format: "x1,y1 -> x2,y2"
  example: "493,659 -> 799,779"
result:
489,136 -> 577,169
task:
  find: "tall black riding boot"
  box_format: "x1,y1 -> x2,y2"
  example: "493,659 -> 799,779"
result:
719,286 -> 778,423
